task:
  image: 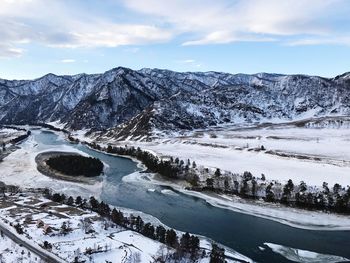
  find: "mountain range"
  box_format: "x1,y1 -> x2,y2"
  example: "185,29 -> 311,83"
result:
1,67 -> 350,140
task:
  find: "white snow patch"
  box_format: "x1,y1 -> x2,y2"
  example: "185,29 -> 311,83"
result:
264,242 -> 350,263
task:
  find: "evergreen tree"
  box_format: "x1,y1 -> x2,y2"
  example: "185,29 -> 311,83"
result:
155,225 -> 166,243
281,179 -> 294,204
135,216 -> 144,232
242,171 -> 253,181
89,196 -> 99,211
224,178 -> 230,191
180,232 -> 191,251
240,179 -> 249,196
214,168 -> 221,177
299,181 -> 307,192
52,193 -> 63,203
333,183 -> 342,195
206,178 -> 214,189
142,223 -> 155,239
322,182 -> 330,194
251,178 -> 257,198
265,183 -> 275,202
210,243 -> 225,263
189,235 -> 200,259
111,208 -> 124,225
165,229 -> 178,248
75,196 -> 82,206
66,196 -> 74,206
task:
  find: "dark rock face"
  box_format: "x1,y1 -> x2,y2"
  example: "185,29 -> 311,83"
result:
0,67 -> 350,139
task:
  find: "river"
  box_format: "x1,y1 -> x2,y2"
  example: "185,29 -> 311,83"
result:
31,129 -> 350,263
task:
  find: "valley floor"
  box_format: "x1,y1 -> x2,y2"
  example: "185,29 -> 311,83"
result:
118,124 -> 350,187
96,122 -> 350,230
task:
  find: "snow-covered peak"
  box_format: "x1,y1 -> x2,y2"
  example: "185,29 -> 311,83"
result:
0,67 -> 349,136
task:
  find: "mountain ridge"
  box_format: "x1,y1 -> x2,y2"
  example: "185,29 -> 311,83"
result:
0,67 -> 349,140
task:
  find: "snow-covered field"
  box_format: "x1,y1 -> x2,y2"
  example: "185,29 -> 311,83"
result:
0,128 -> 26,145
0,193 -> 247,263
0,194 -> 165,262
0,132 -> 102,199
106,124 -> 350,231
0,234 -> 42,263
119,125 -> 350,187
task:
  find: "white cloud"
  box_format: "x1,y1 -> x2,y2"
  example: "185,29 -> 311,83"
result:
60,59 -> 75,63
0,0 -> 174,57
56,24 -> 172,48
175,59 -> 202,68
176,59 -> 196,64
287,36 -> 350,46
0,0 -> 348,57
123,0 -> 350,46
0,44 -> 24,58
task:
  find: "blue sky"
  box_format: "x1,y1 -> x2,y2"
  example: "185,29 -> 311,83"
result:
0,0 -> 350,80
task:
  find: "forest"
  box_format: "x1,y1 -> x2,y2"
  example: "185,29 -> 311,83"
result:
46,155 -> 103,177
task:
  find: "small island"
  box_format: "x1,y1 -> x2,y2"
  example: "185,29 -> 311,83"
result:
35,151 -> 104,184
46,155 -> 103,177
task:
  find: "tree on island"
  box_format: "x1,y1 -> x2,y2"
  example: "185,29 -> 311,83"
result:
46,155 -> 103,177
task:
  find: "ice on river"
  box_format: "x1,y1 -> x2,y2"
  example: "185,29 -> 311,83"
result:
264,243 -> 350,263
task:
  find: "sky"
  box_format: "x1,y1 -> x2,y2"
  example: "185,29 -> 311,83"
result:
0,0 -> 350,80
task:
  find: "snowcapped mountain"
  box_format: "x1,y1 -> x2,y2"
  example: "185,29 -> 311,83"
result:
0,67 -> 349,139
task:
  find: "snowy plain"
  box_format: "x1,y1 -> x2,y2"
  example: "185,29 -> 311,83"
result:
0,131 -> 102,199
107,123 -> 350,231
120,125 -> 350,187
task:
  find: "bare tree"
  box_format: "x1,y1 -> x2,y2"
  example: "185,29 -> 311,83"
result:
153,245 -> 172,263
126,252 -> 141,263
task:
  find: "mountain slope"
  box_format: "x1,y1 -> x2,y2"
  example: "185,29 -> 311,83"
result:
0,68 -> 349,139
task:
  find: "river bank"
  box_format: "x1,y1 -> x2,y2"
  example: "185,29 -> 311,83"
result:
123,171 -> 350,231
0,126 -> 30,161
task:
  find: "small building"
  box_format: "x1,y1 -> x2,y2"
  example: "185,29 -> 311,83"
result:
24,215 -> 33,225
36,219 -> 44,228
43,224 -> 52,235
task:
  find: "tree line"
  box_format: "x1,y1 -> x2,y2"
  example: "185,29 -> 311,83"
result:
44,190 -> 227,263
85,142 -> 350,215
0,125 -> 30,145
9,131 -> 31,144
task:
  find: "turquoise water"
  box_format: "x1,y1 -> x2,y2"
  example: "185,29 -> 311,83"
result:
32,130 -> 350,263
